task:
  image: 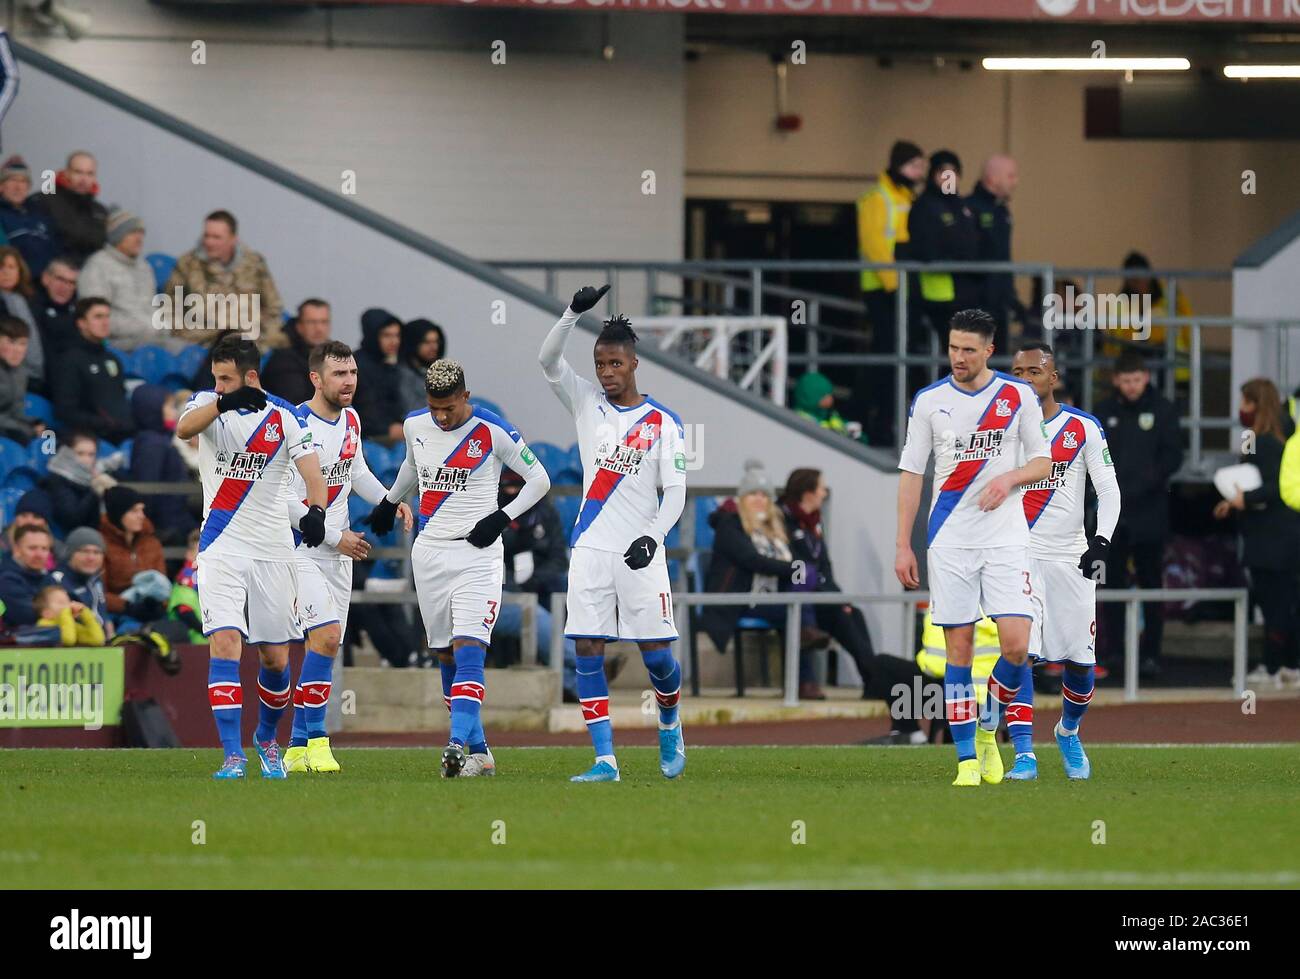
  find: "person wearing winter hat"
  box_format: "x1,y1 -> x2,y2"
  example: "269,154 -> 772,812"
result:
792,371 -> 866,443
50,525 -> 110,627
352,307 -> 408,444
857,139 -> 926,445
907,149 -> 980,346
31,151 -> 108,264
0,155 -> 63,276
99,485 -> 168,622
79,206 -> 164,351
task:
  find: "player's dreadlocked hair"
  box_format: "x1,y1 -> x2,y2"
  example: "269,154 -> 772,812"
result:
425,359 -> 466,398
597,314 -> 638,349
948,307 -> 996,342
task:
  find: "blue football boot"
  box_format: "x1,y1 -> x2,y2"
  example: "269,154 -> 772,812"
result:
212,753 -> 247,780
254,740 -> 287,780
570,760 -> 620,783
658,723 -> 686,779
1055,722 -> 1092,780
1005,753 -> 1039,781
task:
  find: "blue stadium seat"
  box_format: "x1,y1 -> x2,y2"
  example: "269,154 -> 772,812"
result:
348,492 -> 370,526
362,440 -> 393,475
174,344 -> 208,384
2,467 -> 39,491
127,345 -> 175,386
260,350 -> 272,371
529,442 -> 568,479
694,495 -> 722,550
0,486 -> 26,526
554,494 -> 581,534
0,436 -> 27,475
23,393 -> 54,425
390,439 -> 406,463
565,443 -> 582,475
664,524 -> 680,549
105,344 -> 128,367
145,252 -> 176,292
470,397 -> 503,418
117,439 -> 133,467
25,438 -> 50,474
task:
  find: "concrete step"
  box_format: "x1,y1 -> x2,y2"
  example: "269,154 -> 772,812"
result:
337,666 -> 559,732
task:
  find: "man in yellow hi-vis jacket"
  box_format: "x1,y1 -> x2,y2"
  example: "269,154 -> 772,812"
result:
857,140 -> 925,446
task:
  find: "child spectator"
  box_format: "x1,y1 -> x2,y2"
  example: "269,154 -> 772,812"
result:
127,383 -> 197,543
51,526 -> 110,628
33,583 -> 106,647
168,529 -> 205,643
793,371 -> 866,443
0,314 -> 43,441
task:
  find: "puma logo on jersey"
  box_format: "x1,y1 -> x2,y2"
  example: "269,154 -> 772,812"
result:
264,423 -> 281,443
1061,430 -> 1078,449
994,398 -> 1012,418
466,439 -> 484,459
415,437 -> 428,449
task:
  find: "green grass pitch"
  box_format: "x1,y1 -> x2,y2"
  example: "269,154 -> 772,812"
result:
2,746 -> 1297,889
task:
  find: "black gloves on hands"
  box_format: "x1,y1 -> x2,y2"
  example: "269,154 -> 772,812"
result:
467,509 -> 512,548
624,535 -> 657,570
570,284 -> 610,314
366,498 -> 399,536
1078,536 -> 1109,580
216,386 -> 268,413
301,505 -> 327,548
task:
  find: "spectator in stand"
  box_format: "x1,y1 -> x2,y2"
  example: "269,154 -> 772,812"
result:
51,297 -> 135,444
167,529 -> 205,644
908,149 -> 980,344
494,467 -> 576,698
398,318 -> 446,411
0,244 -> 40,388
0,523 -> 54,627
127,383 -> 197,544
353,308 -> 408,444
1106,250 -> 1195,388
30,255 -> 79,358
170,388 -> 200,477
32,584 -> 106,647
50,525 -> 110,627
261,298 -> 330,405
793,371 -> 866,443
700,460 -> 831,700
3,491 -> 53,557
779,467 -> 928,741
40,428 -> 117,533
857,139 -> 925,445
78,208 -> 163,352
1095,350 -> 1184,678
162,209 -> 285,348
0,156 -> 62,276
99,485 -> 167,622
33,151 -> 107,263
1214,378 -> 1300,689
966,155 -> 1026,350
0,316 -> 44,442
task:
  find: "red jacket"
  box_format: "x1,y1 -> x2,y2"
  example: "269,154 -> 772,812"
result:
99,513 -> 166,613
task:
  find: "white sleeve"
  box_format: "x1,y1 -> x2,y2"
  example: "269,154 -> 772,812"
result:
1086,419 -> 1122,542
646,483 -> 687,546
539,307 -> 600,416
180,389 -> 219,442
383,420 -> 418,504
349,436 -> 387,506
496,431 -> 552,520
1018,389 -> 1050,462
897,393 -> 933,475
657,415 -> 687,491
283,409 -> 316,463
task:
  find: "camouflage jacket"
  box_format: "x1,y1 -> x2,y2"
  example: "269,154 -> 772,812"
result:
161,244 -> 286,348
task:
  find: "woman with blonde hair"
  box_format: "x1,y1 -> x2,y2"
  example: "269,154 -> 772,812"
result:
1214,377 -> 1300,688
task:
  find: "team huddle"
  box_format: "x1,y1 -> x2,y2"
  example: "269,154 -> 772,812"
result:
184,284 -> 686,782
896,308 -> 1121,785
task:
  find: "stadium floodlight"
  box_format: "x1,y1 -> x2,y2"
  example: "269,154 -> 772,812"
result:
1223,65 -> 1300,79
982,57 -> 1190,72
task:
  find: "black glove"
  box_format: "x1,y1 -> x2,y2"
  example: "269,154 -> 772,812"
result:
216,386 -> 267,413
125,597 -> 165,623
366,498 -> 398,536
1078,535 -> 1109,580
623,535 -> 657,570
466,509 -> 511,548
301,504 -> 327,547
570,284 -> 610,314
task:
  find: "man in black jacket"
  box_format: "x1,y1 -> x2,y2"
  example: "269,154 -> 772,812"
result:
33,152 -> 107,264
261,298 -> 330,406
30,256 -> 79,358
50,297 -> 135,444
1095,351 -> 1184,677
907,150 -> 980,345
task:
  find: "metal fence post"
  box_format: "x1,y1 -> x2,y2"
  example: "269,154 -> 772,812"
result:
1124,599 -> 1140,703
1082,273 -> 1096,414
808,300 -> 820,374
750,267 -> 763,317
1164,277 -> 1179,401
783,600 -> 802,706
1233,593 -> 1247,699
1190,320 -> 1203,468
549,592 -> 565,679
895,274 -> 908,442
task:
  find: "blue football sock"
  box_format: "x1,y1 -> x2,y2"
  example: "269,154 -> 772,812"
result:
439,659 -> 455,714
944,663 -> 976,762
980,655 -> 1022,733
576,654 -> 614,761
289,678 -> 308,748
1061,663 -> 1095,733
641,646 -> 682,728
298,651 -> 333,740
1008,660 -> 1035,756
449,643 -> 486,748
255,665 -> 291,744
208,658 -> 243,757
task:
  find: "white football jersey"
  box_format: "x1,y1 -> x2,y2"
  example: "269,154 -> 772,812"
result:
1020,405 -> 1121,562
288,404 -> 387,558
396,404 -> 546,541
898,371 -> 1050,550
182,390 -> 316,561
544,349 -> 687,553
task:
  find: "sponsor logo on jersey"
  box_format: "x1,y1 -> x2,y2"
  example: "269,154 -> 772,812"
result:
1102,447 -> 1113,465
597,442 -> 646,476
674,452 -> 686,472
323,457 -> 354,487
520,445 -> 537,466
1024,459 -> 1070,491
420,463 -> 473,494
213,449 -> 271,480
466,439 -> 484,459
952,429 -> 1005,461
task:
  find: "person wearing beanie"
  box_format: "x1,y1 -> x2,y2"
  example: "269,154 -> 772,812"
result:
98,485 -> 167,622
79,206 -> 165,352
792,371 -> 867,443
261,298 -> 331,405
907,148 -> 980,346
50,525 -> 110,628
352,307 -> 408,444
0,155 -> 63,277
31,151 -> 108,264
857,139 -> 926,446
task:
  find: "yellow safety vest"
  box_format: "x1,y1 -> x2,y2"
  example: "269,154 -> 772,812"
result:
916,611 -> 1002,702
857,172 -> 913,293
